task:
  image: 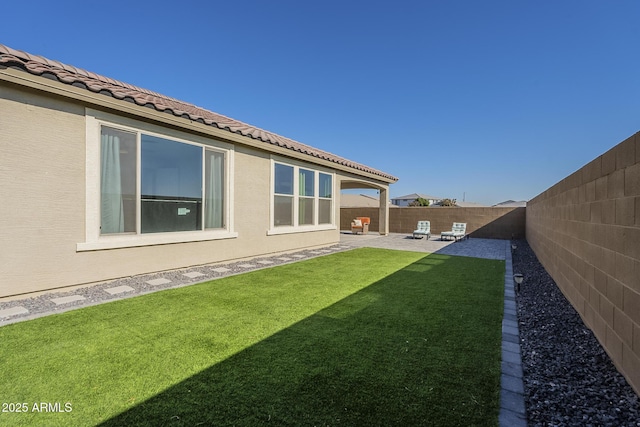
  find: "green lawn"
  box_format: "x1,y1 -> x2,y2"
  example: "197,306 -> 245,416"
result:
0,248 -> 505,426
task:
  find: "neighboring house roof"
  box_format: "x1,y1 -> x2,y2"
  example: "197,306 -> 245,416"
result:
454,201 -> 488,207
392,193 -> 442,201
340,193 -> 397,208
341,194 -> 380,208
0,44 -> 397,182
493,200 -> 527,207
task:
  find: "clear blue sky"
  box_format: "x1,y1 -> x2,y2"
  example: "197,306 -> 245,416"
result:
3,1 -> 639,205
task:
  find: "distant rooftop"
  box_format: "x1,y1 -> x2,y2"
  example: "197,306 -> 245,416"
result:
341,194 -> 398,208
392,193 -> 443,200
493,200 -> 527,207
455,201 -> 489,208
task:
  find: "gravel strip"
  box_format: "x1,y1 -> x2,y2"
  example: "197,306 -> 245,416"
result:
512,239 -> 640,426
0,245 -> 351,325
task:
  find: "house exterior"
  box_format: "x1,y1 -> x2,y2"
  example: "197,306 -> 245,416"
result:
0,44 -> 396,298
391,193 -> 442,206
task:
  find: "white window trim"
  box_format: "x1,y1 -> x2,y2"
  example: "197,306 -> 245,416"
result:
267,157 -> 336,236
78,109 -> 237,252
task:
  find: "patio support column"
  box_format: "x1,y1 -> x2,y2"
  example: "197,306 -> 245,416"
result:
378,187 -> 389,235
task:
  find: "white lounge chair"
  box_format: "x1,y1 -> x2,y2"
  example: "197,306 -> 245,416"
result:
441,222 -> 467,241
412,221 -> 431,239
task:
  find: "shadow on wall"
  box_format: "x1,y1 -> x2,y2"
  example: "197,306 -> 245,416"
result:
340,207 -> 526,239
469,208 -> 526,239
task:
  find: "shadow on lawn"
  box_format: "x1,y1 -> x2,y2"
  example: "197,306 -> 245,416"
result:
99,254 -> 503,427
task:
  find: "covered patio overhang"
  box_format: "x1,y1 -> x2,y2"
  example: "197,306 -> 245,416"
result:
340,178 -> 392,236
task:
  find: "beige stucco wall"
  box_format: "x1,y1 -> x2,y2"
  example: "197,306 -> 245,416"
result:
0,85 -> 354,298
526,132 -> 640,394
1,85 -> 87,297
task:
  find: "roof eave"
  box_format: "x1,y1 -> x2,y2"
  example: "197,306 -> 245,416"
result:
0,66 -> 397,184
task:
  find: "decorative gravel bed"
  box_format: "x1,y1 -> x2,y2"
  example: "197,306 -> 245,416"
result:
512,239 -> 639,426
0,245 -> 351,325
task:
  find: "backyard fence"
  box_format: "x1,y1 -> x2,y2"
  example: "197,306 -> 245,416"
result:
341,206 -> 526,240
526,131 -> 640,395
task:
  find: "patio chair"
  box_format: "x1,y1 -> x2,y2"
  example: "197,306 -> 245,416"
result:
351,217 -> 370,235
412,220 -> 431,239
440,222 -> 467,241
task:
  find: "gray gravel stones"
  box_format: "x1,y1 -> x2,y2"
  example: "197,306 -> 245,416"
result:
512,240 -> 640,426
0,245 -> 349,325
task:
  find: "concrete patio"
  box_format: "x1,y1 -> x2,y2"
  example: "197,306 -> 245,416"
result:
340,231 -> 507,260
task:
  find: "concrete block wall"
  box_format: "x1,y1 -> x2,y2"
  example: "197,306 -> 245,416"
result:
341,206 -> 525,239
526,132 -> 640,394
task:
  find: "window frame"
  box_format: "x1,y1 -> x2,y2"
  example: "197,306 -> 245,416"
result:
317,172 -> 333,225
268,157 -> 336,235
78,110 -> 237,251
273,163 -> 295,227
297,167 -> 315,226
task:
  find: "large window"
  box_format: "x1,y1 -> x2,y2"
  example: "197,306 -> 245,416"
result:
100,128 -> 137,234
318,172 -> 333,224
100,126 -> 226,235
298,168 -> 315,225
274,163 -> 294,226
272,160 -> 334,232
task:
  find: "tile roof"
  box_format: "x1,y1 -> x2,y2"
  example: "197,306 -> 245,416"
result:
0,44 -> 397,182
